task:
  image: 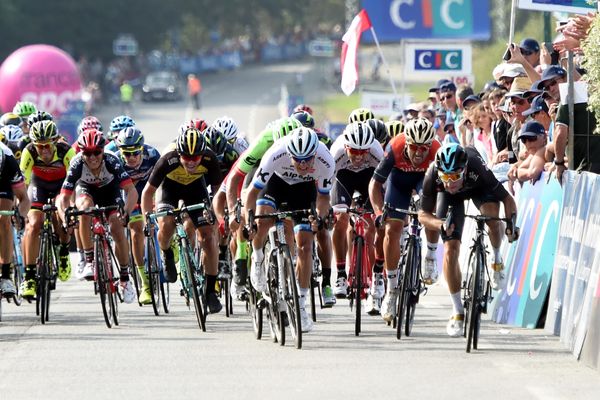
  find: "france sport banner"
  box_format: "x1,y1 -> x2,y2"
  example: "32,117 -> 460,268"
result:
491,173 -> 563,328
544,172 -> 582,335
361,0 -> 491,42
573,173 -> 600,361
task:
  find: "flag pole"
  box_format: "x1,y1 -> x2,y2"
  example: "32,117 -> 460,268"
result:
369,26 -> 399,98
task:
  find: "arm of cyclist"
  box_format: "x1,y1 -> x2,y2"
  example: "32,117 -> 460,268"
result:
368,178 -> 385,217
418,165 -> 455,238
121,181 -> 138,217
141,182 -> 157,216
501,193 -> 519,242
13,183 -> 30,222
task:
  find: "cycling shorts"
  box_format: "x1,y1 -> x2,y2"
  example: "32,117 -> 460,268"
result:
156,178 -> 212,228
330,168 -> 374,210
384,170 -> 424,220
257,174 -> 316,227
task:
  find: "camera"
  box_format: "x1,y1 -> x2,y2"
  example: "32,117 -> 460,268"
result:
502,43 -> 514,61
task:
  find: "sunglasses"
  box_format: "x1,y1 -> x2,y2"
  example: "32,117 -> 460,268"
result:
291,155 -> 314,164
441,94 -> 454,101
346,147 -> 369,156
121,148 -> 142,157
34,142 -> 54,150
544,80 -> 558,89
512,98 -> 527,106
520,135 -> 541,144
408,143 -> 430,153
83,150 -> 103,157
180,154 -> 201,163
438,169 -> 464,183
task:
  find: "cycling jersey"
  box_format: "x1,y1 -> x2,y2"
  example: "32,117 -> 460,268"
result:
148,149 -> 222,188
372,134 -> 441,183
0,151 -> 25,199
330,135 -> 383,173
117,144 -> 160,194
61,152 -> 132,195
216,143 -> 239,181
316,130 -> 333,149
20,141 -> 75,187
251,138 -> 335,195
235,128 -> 275,175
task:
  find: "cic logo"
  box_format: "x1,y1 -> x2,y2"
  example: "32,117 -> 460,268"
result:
414,49 -> 462,70
389,0 -> 474,36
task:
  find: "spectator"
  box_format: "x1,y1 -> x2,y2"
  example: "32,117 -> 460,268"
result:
471,103 -> 497,164
539,66 -> 567,102
119,80 -> 134,115
187,74 -> 202,110
516,121 -> 549,183
489,88 -> 510,158
495,63 -> 527,90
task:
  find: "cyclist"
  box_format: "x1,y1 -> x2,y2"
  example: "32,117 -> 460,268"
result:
226,117 -> 303,296
56,129 -> 137,304
244,127 -> 335,333
0,125 -> 25,161
1,113 -> 24,128
213,116 -> 249,154
385,120 -> 404,139
0,145 -> 31,297
107,114 -> 135,142
141,128 -> 224,314
27,110 -> 54,127
292,104 -> 314,115
12,101 -> 37,150
349,107 -> 375,123
418,143 -> 518,337
369,117 -> 441,323
19,120 -> 76,297
114,126 -> 160,305
330,122 -> 385,313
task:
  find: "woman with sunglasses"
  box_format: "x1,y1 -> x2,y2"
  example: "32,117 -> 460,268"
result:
369,117 -> 441,324
418,143 -> 518,337
56,128 -> 138,304
19,121 -> 76,298
141,128 -> 224,315
244,127 -> 335,333
329,122 -> 384,313
115,126 -> 160,305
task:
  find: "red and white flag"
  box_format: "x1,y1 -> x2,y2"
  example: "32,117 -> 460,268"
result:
340,9 -> 372,96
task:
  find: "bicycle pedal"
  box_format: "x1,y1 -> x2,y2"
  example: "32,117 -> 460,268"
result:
257,298 -> 267,309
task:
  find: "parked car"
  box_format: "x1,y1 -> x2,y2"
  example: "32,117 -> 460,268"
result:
142,71 -> 182,102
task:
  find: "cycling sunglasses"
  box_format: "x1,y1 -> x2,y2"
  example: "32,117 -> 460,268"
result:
291,155 -> 314,163
83,149 -> 103,157
121,148 -> 143,157
346,147 -> 369,156
180,154 -> 202,163
34,142 -> 54,150
438,169 -> 464,183
408,143 -> 430,153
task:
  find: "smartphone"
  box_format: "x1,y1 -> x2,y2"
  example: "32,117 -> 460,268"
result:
543,41 -> 560,65
502,44 -> 513,61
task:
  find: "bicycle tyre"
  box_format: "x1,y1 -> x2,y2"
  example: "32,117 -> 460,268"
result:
309,273 -> 317,322
146,235 -> 161,316
96,240 -> 112,328
466,249 -> 481,353
282,244 -> 302,349
353,236 -> 364,336
127,231 -> 142,307
249,285 -> 263,340
38,233 -> 51,324
185,248 -> 206,332
12,235 -> 24,307
405,238 -> 421,337
105,243 -> 120,326
473,250 -> 486,350
264,241 -> 283,344
397,238 -> 413,340
160,280 -> 170,314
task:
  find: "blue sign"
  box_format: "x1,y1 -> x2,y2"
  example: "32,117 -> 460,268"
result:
414,49 -> 462,70
361,0 -> 491,42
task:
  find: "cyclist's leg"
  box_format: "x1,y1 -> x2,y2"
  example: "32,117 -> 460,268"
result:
476,199 -> 504,289
23,207 -> 44,296
155,182 -> 180,282
330,176 -> 351,297
0,195 -> 16,295
75,185 -> 96,279
196,223 -> 222,314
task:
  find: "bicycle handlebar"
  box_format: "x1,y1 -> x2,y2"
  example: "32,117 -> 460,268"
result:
146,202 -> 212,222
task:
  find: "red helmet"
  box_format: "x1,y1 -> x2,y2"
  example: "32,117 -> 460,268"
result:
187,118 -> 208,132
78,116 -> 103,134
77,128 -> 106,151
292,104 -> 314,115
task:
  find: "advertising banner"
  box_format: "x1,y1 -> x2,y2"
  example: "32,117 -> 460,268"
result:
517,0 -> 596,14
360,91 -> 412,117
361,0 -> 491,42
491,173 -> 563,328
404,42 -> 472,75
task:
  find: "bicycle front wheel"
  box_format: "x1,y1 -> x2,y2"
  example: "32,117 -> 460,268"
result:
128,232 -> 142,307
38,235 -> 51,324
264,241 -> 283,344
96,241 -> 112,328
353,236 -> 364,336
184,248 -> 206,332
466,249 -> 483,353
397,239 -> 413,340
281,245 -> 301,349
146,235 -> 161,316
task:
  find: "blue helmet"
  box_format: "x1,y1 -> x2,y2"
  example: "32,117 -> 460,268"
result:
435,143 -> 468,173
290,111 -> 315,128
110,115 -> 135,132
116,126 -> 144,149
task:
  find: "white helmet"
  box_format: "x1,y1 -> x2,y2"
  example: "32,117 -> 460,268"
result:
213,116 -> 238,141
286,127 -> 319,159
404,117 -> 435,145
343,122 -> 374,150
0,125 -> 24,143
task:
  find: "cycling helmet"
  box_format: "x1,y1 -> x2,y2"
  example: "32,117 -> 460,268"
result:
187,118 -> 208,132
176,128 -> 206,156
348,107 -> 375,123
343,122 -> 374,150
1,112 -> 23,128
385,120 -> 404,138
27,110 -> 53,126
12,101 -> 37,118
435,143 -> 468,173
291,111 -> 315,128
404,117 -> 435,145
0,124 -> 24,143
29,120 -> 59,143
292,104 -> 314,115
115,126 -> 144,148
213,116 -> 238,141
366,119 -> 387,144
78,116 -> 103,135
110,115 -> 135,132
273,117 -> 302,141
286,127 -> 319,159
77,128 -> 106,151
203,126 -> 228,156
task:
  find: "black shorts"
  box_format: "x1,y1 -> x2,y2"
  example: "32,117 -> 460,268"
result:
384,170 -> 424,220
330,168 -> 374,210
436,190 -> 501,242
76,183 -> 123,209
157,178 -> 212,228
257,174 -> 316,227
28,183 -> 61,210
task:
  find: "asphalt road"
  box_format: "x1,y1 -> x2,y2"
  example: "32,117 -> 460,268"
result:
1,60 -> 599,399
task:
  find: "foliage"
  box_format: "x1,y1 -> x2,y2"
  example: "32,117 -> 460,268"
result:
581,15 -> 600,134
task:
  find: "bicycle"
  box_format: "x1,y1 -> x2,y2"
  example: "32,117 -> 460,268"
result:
333,200 -> 372,336
147,202 -> 212,332
218,206 -> 233,317
386,198 -> 427,340
462,213 -> 514,353
248,208 -> 309,349
143,215 -> 170,316
0,209 -> 25,320
127,228 -> 142,307
35,201 -> 61,324
65,205 -> 123,328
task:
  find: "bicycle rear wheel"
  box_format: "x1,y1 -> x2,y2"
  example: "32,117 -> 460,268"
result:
12,236 -> 24,307
353,236 -> 364,336
185,249 -> 206,332
466,249 -> 482,353
146,235 -> 161,316
128,232 -> 141,307
96,241 -> 113,328
282,245 -> 301,349
37,233 -> 52,324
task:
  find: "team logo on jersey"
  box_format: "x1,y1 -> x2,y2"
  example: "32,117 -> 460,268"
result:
257,168 -> 269,183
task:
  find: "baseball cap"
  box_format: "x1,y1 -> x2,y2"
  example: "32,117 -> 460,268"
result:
518,121 -> 546,139
540,65 -> 567,85
522,80 -> 544,98
463,95 -> 482,108
522,95 -> 549,117
439,82 -> 457,93
500,64 -> 527,78
430,79 -> 451,92
505,77 -> 533,98
519,38 -> 540,54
